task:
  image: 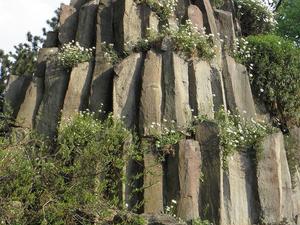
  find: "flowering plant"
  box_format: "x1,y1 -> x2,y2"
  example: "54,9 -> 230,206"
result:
57,41 -> 94,68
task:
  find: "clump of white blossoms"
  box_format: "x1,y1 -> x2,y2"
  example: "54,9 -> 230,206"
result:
57,41 -> 94,68
234,0 -> 276,35
135,0 -> 178,20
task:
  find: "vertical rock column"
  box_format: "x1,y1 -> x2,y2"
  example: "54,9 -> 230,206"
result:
257,132 -> 294,224
177,139 -> 201,221
140,50 -> 163,213
35,58 -> 70,138
58,4 -> 78,44
89,0 -> 114,116
61,61 -> 94,121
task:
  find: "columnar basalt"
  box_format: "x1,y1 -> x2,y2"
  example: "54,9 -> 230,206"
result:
4,0 -> 300,224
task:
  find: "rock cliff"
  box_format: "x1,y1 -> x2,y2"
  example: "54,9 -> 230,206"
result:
3,0 -> 300,224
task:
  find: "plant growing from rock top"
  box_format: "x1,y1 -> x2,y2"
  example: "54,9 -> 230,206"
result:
57,41 -> 94,68
135,0 -> 178,20
233,0 -> 276,36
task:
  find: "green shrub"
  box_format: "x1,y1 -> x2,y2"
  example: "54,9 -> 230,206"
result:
0,112 -> 142,225
57,41 -> 94,68
233,0 -> 276,36
233,34 -> 300,127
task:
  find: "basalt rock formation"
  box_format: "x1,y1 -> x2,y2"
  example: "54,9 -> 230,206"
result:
3,0 -> 300,224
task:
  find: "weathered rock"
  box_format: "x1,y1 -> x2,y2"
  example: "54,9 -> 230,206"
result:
89,1 -> 114,117
175,0 -> 189,19
144,142 -> 164,214
113,53 -> 144,129
163,52 -> 191,128
61,61 -> 94,121
70,0 -> 89,10
222,152 -> 259,225
15,77 -> 42,129
195,121 -> 221,224
215,9 -> 236,49
36,48 -> 59,78
257,132 -> 294,224
193,0 -> 222,66
189,60 -> 214,119
58,4 -> 78,44
293,168 -> 300,225
4,75 -> 32,118
76,0 -> 99,48
43,31 -> 59,48
210,66 -> 227,112
139,50 -> 162,136
177,139 -> 201,221
223,54 -> 256,119
188,5 -> 204,31
113,0 -> 142,52
35,60 -> 70,138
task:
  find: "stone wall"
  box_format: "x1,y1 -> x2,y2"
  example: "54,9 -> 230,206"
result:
4,0 -> 300,224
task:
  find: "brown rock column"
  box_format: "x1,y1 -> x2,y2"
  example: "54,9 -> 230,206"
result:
113,53 -> 144,129
177,139 -> 201,221
76,0 -> 99,48
61,61 -> 94,121
257,132 -> 294,224
58,4 -> 79,44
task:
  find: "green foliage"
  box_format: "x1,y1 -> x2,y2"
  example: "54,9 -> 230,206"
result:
0,112 -> 143,225
276,0 -> 300,45
148,120 -> 184,157
233,0 -> 276,36
164,199 -> 178,218
57,41 -> 94,68
233,34 -> 300,126
211,0 -> 224,8
135,0 -> 178,20
191,218 -> 213,225
104,20 -> 216,64
102,42 -> 121,65
214,108 -> 273,168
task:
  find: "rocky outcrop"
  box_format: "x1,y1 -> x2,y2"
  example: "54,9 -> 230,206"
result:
4,1 -> 300,224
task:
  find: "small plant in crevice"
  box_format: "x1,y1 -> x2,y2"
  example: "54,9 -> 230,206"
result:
233,0 -> 276,36
57,41 -> 94,68
164,199 -> 178,218
135,0 -> 178,21
101,42 -> 121,65
232,35 -> 300,128
148,120 -> 184,158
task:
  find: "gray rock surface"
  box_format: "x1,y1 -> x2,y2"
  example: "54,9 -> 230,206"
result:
61,61 -> 94,121
113,0 -> 142,52
163,52 -> 191,128
4,75 -> 31,118
76,0 -> 99,48
113,53 -> 144,129
70,0 -> 89,10
144,143 -> 164,214
16,78 -> 41,129
139,50 -> 162,136
35,60 -> 70,138
58,4 -> 78,44
189,60 -> 214,119
188,5 -> 204,31
223,54 -> 256,119
257,132 -> 294,224
43,31 -> 59,48
177,139 -> 201,221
